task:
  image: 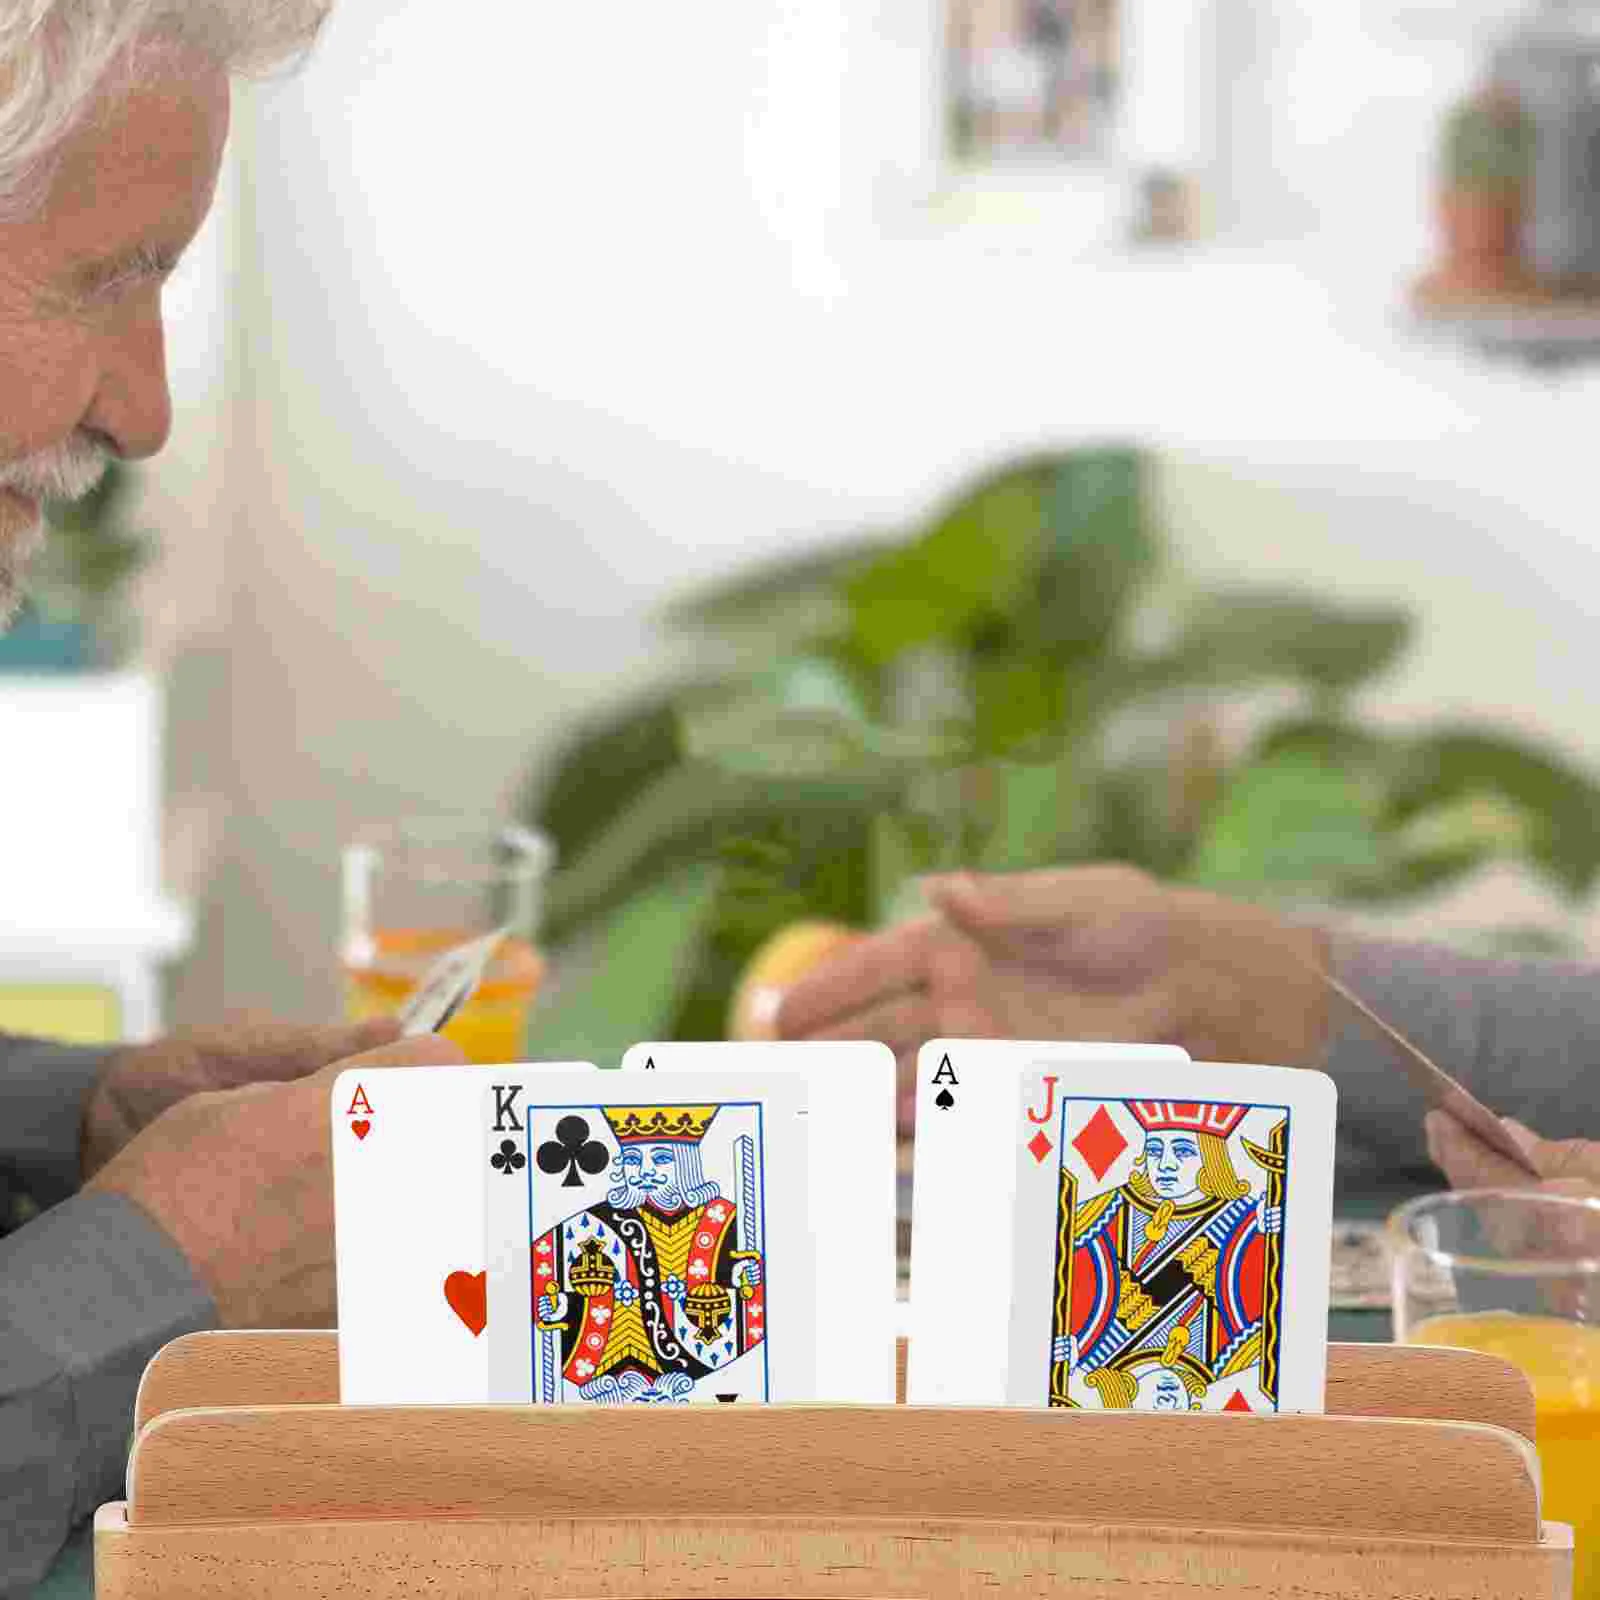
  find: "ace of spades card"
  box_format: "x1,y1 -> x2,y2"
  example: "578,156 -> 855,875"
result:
1006,1061 -> 1336,1415
330,1061 -> 595,1404
482,1069 -> 812,1405
908,1040 -> 1190,1407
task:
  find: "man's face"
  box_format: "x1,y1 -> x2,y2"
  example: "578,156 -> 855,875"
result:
0,46 -> 229,624
616,1143 -> 689,1211
1143,1132 -> 1204,1199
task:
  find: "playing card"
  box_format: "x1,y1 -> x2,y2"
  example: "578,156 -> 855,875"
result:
395,926 -> 509,1036
330,1060 -> 594,1404
621,1040 -> 897,1405
1006,1060 -> 1337,1414
1321,970 -> 1539,1176
482,1069 -> 813,1405
908,1040 -> 1189,1406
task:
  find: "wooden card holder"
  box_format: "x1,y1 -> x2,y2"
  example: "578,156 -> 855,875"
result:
96,1331 -> 1572,1600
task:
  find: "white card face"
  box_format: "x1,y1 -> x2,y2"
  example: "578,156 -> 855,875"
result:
1006,1061 -> 1336,1415
907,1040 -> 1189,1407
482,1069 -> 814,1405
330,1061 -> 594,1404
621,1040 -> 898,1405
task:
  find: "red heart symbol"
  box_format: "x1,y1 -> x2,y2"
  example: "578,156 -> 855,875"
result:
444,1270 -> 487,1336
350,1120 -> 371,1141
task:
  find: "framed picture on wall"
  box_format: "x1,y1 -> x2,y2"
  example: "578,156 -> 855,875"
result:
926,0 -> 1128,240
946,0 -> 1120,172
918,0 -> 1217,245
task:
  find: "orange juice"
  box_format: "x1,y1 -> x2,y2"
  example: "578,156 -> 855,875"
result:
345,927 -> 545,1063
1410,1312 -> 1600,1595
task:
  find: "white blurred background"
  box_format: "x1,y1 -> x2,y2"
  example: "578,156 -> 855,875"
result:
117,0 -> 1600,1022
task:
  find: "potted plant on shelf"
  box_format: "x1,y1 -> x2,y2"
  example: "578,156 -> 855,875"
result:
1418,81 -> 1538,305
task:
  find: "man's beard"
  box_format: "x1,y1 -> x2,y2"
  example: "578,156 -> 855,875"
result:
610,1178 -> 686,1213
0,440 -> 112,633
0,510 -> 43,629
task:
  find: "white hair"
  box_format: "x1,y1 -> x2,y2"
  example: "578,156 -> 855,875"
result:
0,1 -> 331,219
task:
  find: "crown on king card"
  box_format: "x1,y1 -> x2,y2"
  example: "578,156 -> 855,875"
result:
602,1104 -> 719,1144
1128,1101 -> 1248,1138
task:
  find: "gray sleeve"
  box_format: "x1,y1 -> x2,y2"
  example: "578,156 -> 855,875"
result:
0,1035 -> 115,1209
1,1190 -> 214,1596
1323,933 -> 1600,1203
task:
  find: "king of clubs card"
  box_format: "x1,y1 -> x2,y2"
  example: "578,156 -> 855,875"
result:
1049,1097 -> 1288,1413
529,1101 -> 769,1405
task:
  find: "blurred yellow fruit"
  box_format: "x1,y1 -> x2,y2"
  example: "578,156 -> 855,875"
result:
727,919 -> 862,1041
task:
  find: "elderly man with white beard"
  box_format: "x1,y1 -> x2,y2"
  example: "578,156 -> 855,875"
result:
0,7 -> 462,1589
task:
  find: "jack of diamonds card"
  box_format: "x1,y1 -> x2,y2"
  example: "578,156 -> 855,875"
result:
483,1070 -> 812,1405
1006,1061 -> 1336,1414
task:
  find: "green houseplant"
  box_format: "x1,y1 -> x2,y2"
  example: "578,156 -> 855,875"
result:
518,446 -> 1600,1064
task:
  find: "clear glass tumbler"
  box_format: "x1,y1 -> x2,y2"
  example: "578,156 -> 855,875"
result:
1390,1187 -> 1600,1596
341,816 -> 555,1063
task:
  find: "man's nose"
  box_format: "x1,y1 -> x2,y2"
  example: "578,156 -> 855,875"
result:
81,301 -> 174,462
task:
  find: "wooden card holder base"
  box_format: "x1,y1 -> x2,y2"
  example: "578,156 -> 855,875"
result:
96,1332 -> 1572,1600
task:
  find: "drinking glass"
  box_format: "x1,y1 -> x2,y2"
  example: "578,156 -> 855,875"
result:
341,817 -> 555,1063
1390,1187 -> 1600,1596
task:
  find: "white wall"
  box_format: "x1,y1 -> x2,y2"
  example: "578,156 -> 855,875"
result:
150,0 -> 1600,1020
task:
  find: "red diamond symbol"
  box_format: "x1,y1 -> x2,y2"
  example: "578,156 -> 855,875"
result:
1027,1130 -> 1053,1164
1072,1105 -> 1129,1181
1223,1388 -> 1253,1414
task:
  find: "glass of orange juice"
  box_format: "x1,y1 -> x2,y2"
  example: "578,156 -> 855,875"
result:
341,817 -> 555,1063
1390,1187 -> 1600,1596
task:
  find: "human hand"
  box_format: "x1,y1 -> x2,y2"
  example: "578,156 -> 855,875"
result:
1425,1109 -> 1600,1195
1422,1111 -> 1600,1298
81,1016 -> 404,1178
775,865 -> 1331,1133
84,1032 -> 465,1328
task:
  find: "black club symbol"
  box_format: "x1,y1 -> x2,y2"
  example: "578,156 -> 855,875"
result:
490,1138 -> 527,1178
538,1115 -> 610,1189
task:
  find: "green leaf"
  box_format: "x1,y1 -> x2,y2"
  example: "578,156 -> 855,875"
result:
1028,446 -> 1156,659
659,536 -> 884,630
1184,750 -> 1384,893
1382,730 -> 1600,899
976,760 -> 1066,872
1134,592 -> 1412,698
872,811 -> 946,919
539,760 -> 904,945
678,678 -> 972,781
524,865 -> 721,1064
519,691 -> 689,871
1329,844 -> 1498,906
844,458 -> 1060,664
972,655 -> 1066,757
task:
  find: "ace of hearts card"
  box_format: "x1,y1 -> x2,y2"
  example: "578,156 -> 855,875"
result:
1006,1060 -> 1336,1415
482,1069 -> 812,1406
330,1061 -> 595,1405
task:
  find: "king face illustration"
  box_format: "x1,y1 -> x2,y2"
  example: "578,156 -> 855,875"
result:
1051,1100 -> 1287,1410
530,1104 -> 767,1405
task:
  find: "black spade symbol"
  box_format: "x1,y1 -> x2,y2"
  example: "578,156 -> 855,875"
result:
935,1087 -> 955,1110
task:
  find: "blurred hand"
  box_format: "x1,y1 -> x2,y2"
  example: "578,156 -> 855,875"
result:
1424,1111 -> 1600,1293
775,866 -> 1331,1131
85,1032 -> 466,1328
81,1017 -> 404,1177
1426,1109 -> 1600,1195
